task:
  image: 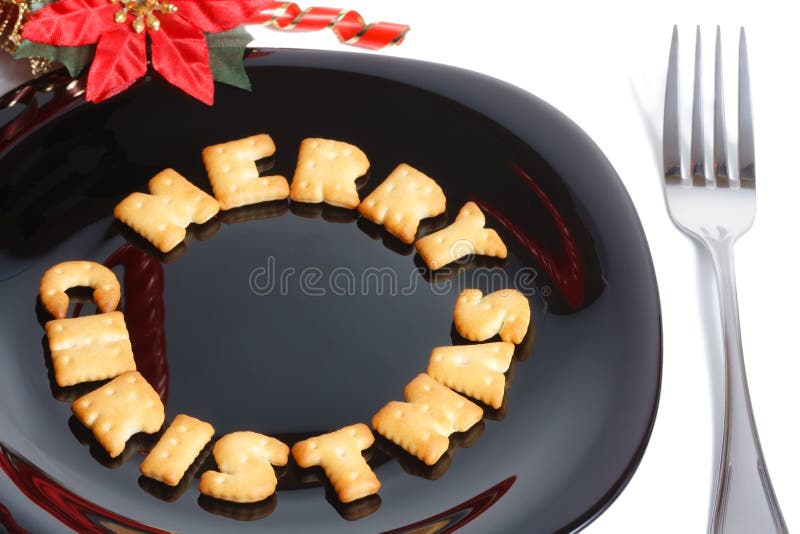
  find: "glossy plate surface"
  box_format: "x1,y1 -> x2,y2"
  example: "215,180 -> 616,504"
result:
0,50 -> 661,533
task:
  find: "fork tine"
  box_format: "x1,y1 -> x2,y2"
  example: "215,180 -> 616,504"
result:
663,25 -> 681,185
713,26 -> 729,187
738,27 -> 755,188
690,26 -> 707,186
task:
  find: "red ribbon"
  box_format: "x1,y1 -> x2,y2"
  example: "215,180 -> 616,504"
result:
249,2 -> 410,50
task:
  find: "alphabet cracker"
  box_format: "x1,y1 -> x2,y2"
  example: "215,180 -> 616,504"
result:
45,311 -> 136,387
140,414 -> 214,486
372,374 -> 482,466
199,431 -> 289,503
415,201 -> 507,269
202,134 -> 289,210
454,289 -> 531,344
291,423 -> 380,503
71,371 -> 165,457
358,163 -> 446,243
290,138 -> 370,209
114,169 -> 220,253
427,343 -> 514,409
404,373 -> 483,432
39,261 -> 120,319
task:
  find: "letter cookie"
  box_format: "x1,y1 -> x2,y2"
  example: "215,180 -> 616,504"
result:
202,134 -> 289,210
358,163 -> 446,243
427,343 -> 514,409
372,374 -> 482,466
45,311 -> 136,387
114,169 -> 220,253
292,423 -> 380,503
71,371 -> 165,457
454,289 -> 531,344
415,201 -> 507,269
140,414 -> 214,486
199,431 -> 289,503
290,138 -> 370,209
404,373 -> 483,432
39,261 -> 120,319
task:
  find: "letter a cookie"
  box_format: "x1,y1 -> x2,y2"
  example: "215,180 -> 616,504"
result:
292,423 -> 380,503
290,138 -> 370,209
415,201 -> 507,269
428,343 -> 514,409
454,289 -> 531,344
358,164 -> 446,243
199,431 -> 289,503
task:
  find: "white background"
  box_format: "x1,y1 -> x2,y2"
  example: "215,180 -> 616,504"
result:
2,1 -> 798,532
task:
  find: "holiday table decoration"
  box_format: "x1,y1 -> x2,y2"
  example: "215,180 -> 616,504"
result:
0,0 -> 409,103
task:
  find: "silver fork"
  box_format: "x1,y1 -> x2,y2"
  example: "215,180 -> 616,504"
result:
662,25 -> 788,534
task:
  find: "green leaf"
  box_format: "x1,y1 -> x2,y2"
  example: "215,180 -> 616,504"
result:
205,27 -> 253,50
208,46 -> 251,91
14,40 -> 93,78
27,0 -> 58,13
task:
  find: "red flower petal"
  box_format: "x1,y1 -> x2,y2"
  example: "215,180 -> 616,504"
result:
150,14 -> 214,105
86,30 -> 147,103
22,0 -> 119,46
170,0 -> 266,33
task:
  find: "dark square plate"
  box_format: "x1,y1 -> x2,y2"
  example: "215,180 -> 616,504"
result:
0,49 -> 661,533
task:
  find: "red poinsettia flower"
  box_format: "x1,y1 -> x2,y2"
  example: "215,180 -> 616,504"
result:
22,0 -> 267,104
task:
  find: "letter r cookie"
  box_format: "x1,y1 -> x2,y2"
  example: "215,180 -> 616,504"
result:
358,164 -> 446,243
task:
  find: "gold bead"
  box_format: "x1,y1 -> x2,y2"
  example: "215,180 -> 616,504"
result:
114,8 -> 127,23
132,14 -> 144,33
145,12 -> 159,30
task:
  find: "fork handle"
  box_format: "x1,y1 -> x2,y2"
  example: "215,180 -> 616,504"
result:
706,238 -> 788,534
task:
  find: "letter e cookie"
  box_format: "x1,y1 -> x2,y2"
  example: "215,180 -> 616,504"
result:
202,134 -> 289,210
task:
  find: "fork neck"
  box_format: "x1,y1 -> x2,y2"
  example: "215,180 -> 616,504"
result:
702,236 -> 789,534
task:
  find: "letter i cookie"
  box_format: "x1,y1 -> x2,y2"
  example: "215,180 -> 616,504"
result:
71,371 -> 165,457
292,423 -> 380,503
140,414 -> 214,486
199,431 -> 289,503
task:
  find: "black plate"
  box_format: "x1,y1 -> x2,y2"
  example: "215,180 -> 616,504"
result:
0,49 -> 661,533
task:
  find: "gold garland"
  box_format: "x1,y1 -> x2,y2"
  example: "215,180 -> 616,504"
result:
0,0 -> 51,77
